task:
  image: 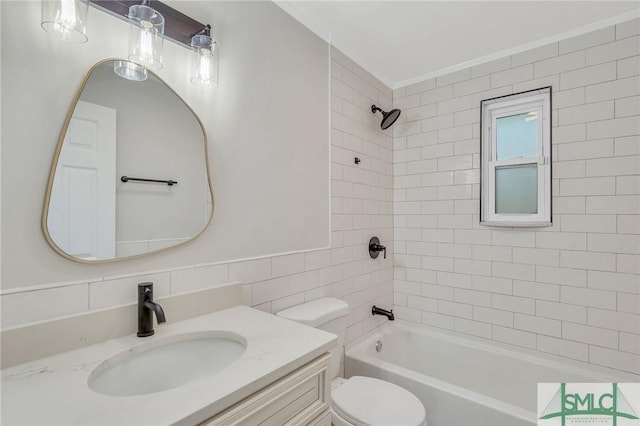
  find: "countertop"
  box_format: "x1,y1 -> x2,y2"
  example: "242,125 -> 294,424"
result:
1,305 -> 337,425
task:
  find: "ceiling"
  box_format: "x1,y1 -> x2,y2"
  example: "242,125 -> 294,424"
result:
276,1 -> 640,89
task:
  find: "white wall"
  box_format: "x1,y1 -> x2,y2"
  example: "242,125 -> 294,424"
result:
393,20 -> 640,374
1,1 -> 329,289
1,1 -> 395,349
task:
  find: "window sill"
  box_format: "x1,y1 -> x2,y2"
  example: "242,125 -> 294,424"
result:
480,221 -> 552,228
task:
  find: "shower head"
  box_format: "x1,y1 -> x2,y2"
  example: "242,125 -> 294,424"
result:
371,105 -> 401,130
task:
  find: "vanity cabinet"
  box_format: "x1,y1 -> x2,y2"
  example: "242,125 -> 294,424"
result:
201,353 -> 331,426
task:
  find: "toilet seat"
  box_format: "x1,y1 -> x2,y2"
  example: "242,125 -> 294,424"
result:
331,376 -> 426,426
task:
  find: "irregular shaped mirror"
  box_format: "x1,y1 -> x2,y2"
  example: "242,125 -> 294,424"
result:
43,59 -> 213,262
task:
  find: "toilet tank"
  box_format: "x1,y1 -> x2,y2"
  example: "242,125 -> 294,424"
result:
276,298 -> 349,379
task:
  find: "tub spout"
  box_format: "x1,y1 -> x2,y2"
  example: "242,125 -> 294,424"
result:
372,305 -> 394,321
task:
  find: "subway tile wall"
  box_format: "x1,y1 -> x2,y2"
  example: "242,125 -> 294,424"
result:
392,20 -> 640,374
1,47 -> 395,346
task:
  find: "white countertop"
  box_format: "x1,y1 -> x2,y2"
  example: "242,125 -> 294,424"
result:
1,305 -> 337,425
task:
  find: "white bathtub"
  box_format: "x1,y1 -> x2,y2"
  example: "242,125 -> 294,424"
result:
345,321 -> 638,426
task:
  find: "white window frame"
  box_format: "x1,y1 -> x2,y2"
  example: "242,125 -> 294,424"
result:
480,87 -> 552,227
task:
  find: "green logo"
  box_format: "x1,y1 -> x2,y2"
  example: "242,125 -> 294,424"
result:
539,383 -> 639,426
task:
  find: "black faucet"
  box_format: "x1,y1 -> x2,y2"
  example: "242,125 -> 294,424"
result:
372,305 -> 394,321
137,282 -> 166,337
369,237 -> 387,259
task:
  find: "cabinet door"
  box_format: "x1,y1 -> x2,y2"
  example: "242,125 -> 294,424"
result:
201,353 -> 331,426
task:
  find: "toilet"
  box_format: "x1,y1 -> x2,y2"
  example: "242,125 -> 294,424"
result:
277,298 -> 427,426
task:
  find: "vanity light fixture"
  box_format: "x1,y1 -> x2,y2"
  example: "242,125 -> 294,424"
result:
127,2 -> 165,70
190,25 -> 219,88
113,60 -> 148,82
41,0 -> 89,43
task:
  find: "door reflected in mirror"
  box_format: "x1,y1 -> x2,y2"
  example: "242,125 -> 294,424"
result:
43,59 -> 213,262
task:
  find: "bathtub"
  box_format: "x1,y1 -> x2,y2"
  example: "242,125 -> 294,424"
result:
345,321 -> 638,426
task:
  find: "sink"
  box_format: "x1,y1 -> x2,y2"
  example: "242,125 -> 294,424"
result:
88,331 -> 247,396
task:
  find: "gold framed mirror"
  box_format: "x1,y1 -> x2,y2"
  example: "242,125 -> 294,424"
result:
42,59 -> 214,263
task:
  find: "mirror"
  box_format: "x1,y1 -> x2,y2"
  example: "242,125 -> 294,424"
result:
43,59 -> 213,262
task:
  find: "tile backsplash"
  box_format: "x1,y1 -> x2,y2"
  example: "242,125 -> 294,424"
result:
392,19 -> 639,374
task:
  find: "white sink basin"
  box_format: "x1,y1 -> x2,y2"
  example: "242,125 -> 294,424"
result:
88,331 -> 247,396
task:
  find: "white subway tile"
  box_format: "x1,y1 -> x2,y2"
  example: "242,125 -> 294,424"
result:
590,346 -> 640,374
437,243 -> 472,259
405,78 -> 436,96
618,56 -> 640,78
513,248 -> 560,266
472,245 -> 512,262
421,256 -> 454,272
514,313 -> 561,337
471,57 -> 512,77
2,285 -> 88,328
407,295 -> 438,312
586,35 -> 639,66
405,104 -> 438,122
615,96 -> 640,118
564,322 -> 619,349
620,332 -> 640,354
588,233 -> 640,254
588,270 -> 640,294
422,114 -> 454,132
554,88 -> 586,109
438,125 -> 473,143
454,259 -> 491,276
618,292 -> 640,314
586,195 -> 640,214
422,283 -> 454,300
614,135 -> 640,156
437,155 -> 473,171
420,86 -> 453,104
455,229 -> 492,245
536,265 -> 587,287
438,300 -> 472,318
536,300 -> 587,323
421,311 -> 455,330
588,307 -> 639,333
492,262 -> 535,281
491,65 -> 534,87
559,27 -> 615,54
559,101 -> 614,125
560,250 -> 616,271
560,214 -> 616,233
422,144 -> 454,159
534,51 -> 585,78
453,76 -> 491,97
492,294 -> 535,314
170,265 -> 228,294
513,280 -> 559,301
617,175 -> 640,194
229,258 -> 271,284
561,286 -> 616,309
493,325 -> 537,349
454,318 -> 492,338
554,123 -> 586,144
512,43 -> 558,67
618,215 -> 640,234
587,116 -> 640,140
586,76 -> 640,103
537,335 -> 588,362
617,254 -> 640,274
437,214 -> 472,229
617,18 -> 640,39
536,232 -> 587,250
407,132 -> 438,147
553,160 -> 588,179
473,306 -> 513,326
471,275 -> 512,295
437,271 -> 472,289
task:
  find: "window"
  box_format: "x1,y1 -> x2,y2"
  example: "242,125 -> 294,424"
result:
480,87 -> 551,226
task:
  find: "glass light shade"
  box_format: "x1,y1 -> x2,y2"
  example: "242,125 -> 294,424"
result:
113,60 -> 148,82
128,5 -> 164,69
41,0 -> 89,43
191,35 -> 219,88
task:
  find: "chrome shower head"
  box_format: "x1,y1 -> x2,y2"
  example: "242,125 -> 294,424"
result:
371,105 -> 401,130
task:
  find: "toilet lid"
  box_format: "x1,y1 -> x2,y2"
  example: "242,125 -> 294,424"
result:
332,376 -> 426,426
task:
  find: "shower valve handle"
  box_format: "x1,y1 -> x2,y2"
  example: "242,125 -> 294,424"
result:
369,237 -> 386,259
